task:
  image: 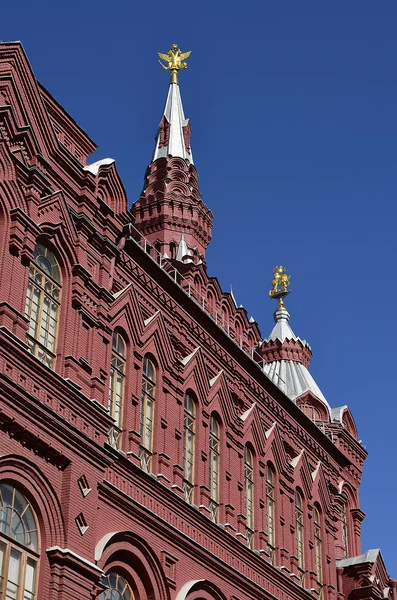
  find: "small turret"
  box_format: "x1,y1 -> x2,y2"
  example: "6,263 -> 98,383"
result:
260,267 -> 331,417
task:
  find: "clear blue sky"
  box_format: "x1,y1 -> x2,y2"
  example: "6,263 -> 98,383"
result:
3,0 -> 396,571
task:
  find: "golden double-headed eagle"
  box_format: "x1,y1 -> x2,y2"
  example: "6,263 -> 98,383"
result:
269,266 -> 291,297
158,44 -> 191,83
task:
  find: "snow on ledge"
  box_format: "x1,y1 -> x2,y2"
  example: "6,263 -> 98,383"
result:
84,158 -> 115,175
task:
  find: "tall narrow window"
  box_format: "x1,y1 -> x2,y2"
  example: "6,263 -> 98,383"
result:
209,415 -> 220,522
314,505 -> 323,596
108,331 -> 126,448
295,491 -> 305,584
0,483 -> 39,600
266,464 -> 276,563
140,356 -> 156,472
182,393 -> 195,504
244,446 -> 254,548
341,500 -> 349,558
25,244 -> 61,369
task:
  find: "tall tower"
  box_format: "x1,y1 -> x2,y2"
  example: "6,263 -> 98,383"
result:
132,44 -> 213,264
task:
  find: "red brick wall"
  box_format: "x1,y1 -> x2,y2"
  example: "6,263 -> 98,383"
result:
0,42 -> 371,600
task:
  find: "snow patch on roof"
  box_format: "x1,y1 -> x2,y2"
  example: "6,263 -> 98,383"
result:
240,403 -> 255,422
144,311 -> 161,326
180,347 -> 200,366
113,283 -> 132,299
209,371 -> 223,387
84,157 -> 115,175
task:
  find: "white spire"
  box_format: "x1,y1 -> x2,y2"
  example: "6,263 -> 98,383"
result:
230,285 -> 237,307
152,83 -> 193,164
176,233 -> 193,263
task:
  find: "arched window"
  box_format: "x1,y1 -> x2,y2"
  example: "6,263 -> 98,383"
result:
108,330 -> 126,447
221,306 -> 229,332
140,356 -> 156,472
193,276 -> 201,296
182,392 -> 195,504
314,505 -> 323,596
341,499 -> 349,558
0,483 -> 39,599
99,573 -> 133,599
169,241 -> 176,260
244,445 -> 254,548
207,291 -> 214,313
234,319 -> 242,347
266,464 -> 276,563
25,243 -> 61,369
297,398 -> 322,422
154,241 -> 162,264
209,415 -> 220,522
295,490 -> 305,583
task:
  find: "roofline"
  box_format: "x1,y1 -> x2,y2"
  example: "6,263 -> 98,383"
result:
37,81 -> 97,149
123,236 -> 351,468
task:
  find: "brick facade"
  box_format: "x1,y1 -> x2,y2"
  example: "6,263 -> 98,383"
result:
0,41 -> 394,600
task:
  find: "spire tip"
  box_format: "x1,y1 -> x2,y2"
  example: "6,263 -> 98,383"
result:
158,44 -> 191,84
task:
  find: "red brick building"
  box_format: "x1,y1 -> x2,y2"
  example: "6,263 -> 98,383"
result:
0,41 -> 394,600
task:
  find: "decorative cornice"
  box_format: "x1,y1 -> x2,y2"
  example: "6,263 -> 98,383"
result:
260,337 -> 312,369
0,409 -> 70,470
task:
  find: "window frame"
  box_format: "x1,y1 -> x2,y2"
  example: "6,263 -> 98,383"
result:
208,414 -> 220,522
295,490 -> 305,584
0,483 -> 40,600
25,244 -> 61,369
341,497 -> 349,558
108,330 -> 127,434
244,445 -> 254,548
314,504 -> 323,595
139,356 -> 156,473
182,392 -> 196,504
266,463 -> 276,563
99,572 -> 134,599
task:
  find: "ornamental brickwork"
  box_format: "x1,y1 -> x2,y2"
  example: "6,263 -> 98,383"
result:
0,41 -> 394,600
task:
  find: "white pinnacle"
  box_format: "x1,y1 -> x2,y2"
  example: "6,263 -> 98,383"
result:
176,234 -> 193,263
152,82 -> 193,163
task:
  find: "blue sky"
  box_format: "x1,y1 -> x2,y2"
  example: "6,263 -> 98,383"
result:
3,0 -> 397,571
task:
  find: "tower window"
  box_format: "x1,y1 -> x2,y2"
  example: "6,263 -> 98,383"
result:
25,244 -> 61,369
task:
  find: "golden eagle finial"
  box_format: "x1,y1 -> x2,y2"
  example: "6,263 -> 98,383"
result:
269,266 -> 291,308
158,44 -> 191,84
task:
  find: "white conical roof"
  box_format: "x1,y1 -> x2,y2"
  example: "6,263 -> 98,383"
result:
262,305 -> 331,415
152,82 -> 193,163
263,360 -> 331,412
